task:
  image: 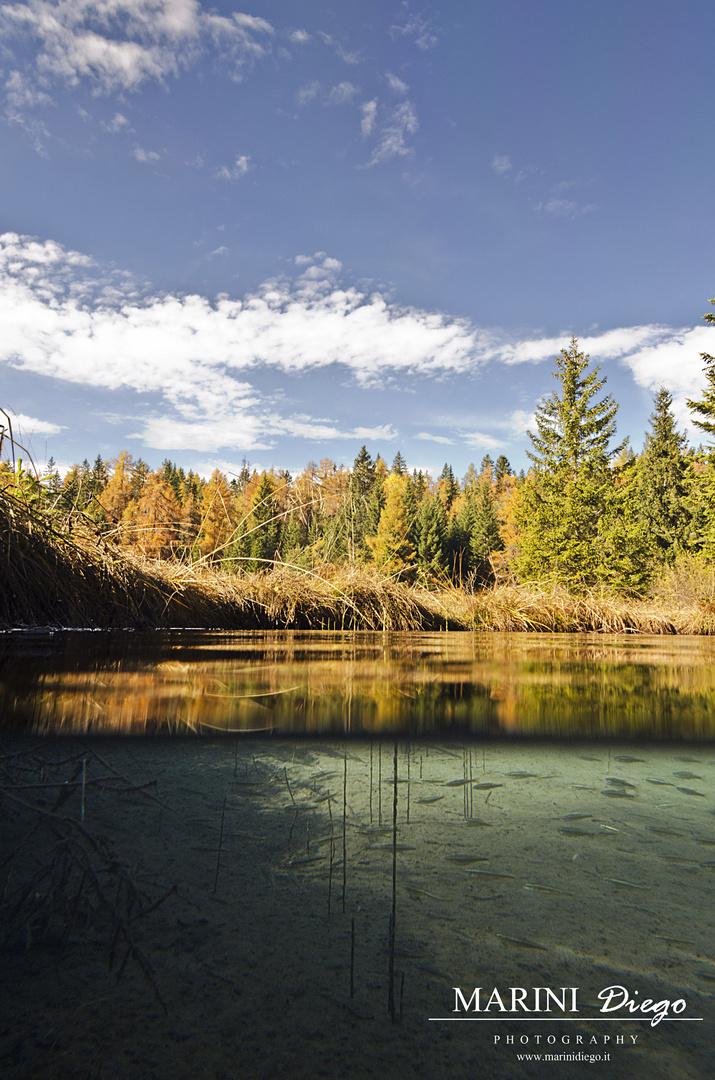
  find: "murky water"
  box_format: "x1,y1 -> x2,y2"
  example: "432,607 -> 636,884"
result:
1,629 -> 714,738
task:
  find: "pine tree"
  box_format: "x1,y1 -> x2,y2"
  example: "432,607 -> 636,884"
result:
686,299 -> 715,447
634,388 -> 689,563
415,494 -> 448,579
248,473 -> 280,570
514,336 -> 634,590
391,450 -> 407,476
470,480 -> 503,584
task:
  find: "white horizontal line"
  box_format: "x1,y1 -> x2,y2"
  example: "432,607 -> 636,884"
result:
428,1017 -> 704,1022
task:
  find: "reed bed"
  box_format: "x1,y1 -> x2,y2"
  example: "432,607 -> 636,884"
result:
3,487 -> 714,632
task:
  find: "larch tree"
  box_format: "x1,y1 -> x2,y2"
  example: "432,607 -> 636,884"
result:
366,472 -> 415,579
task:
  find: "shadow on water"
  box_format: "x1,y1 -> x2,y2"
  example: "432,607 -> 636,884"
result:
1,736 -> 713,1079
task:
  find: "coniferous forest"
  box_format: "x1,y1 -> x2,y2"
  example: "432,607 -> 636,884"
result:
2,303 -> 715,630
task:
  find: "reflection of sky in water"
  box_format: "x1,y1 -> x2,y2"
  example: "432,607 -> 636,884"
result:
2,630 -> 715,737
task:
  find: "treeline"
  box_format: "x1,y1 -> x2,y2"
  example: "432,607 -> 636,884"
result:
2,300 -> 714,596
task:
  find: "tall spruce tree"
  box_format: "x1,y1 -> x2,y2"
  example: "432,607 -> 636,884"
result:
634,388 -> 689,563
515,336 -> 646,590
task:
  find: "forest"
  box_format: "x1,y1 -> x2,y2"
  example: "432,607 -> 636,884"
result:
2,306 -> 715,631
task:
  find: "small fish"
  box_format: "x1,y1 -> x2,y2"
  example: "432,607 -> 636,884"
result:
661,856 -> 699,865
495,933 -> 547,951
599,825 -> 619,833
404,886 -> 449,901
561,814 -> 593,821
654,936 -> 695,947
417,795 -> 445,804
288,855 -> 326,867
607,878 -> 650,889
444,779 -> 472,787
376,844 -> 417,851
693,837 -> 715,846
677,787 -> 706,797
646,826 -> 684,837
673,771 -> 703,780
446,855 -> 490,864
645,779 -> 674,787
523,883 -> 573,896
694,970 -> 715,983
675,756 -> 701,763
506,771 -> 538,779
605,778 -> 636,788
473,783 -> 504,790
465,870 -> 515,879
614,755 -> 646,763
578,756 -> 601,762
601,790 -> 635,798
559,827 -> 599,836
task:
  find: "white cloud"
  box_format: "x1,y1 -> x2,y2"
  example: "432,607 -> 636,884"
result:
462,431 -> 502,449
214,154 -> 252,180
133,144 -> 161,162
287,29 -> 310,44
0,0 -> 274,100
5,231 -> 711,453
541,198 -> 597,219
327,81 -> 358,105
366,100 -> 419,165
492,155 -> 511,175
317,32 -> 360,65
360,99 -> 377,138
386,72 -> 408,95
3,410 -> 62,437
0,231 -> 485,451
416,432 -> 453,445
103,110 -> 130,131
390,7 -> 438,50
296,79 -> 321,107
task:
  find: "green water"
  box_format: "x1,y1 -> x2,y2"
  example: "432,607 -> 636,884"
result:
1,629 -> 714,738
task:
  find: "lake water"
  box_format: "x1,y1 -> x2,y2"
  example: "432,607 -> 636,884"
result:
1,628 -> 714,738
2,630 -> 713,1078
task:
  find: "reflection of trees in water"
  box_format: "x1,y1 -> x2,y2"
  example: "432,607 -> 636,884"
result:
2,630 -> 715,737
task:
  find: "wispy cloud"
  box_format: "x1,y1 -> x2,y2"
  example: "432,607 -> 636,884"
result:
416,432 -> 453,445
360,99 -> 377,138
327,81 -> 358,105
492,155 -> 511,175
287,29 -> 310,45
0,0 -> 274,105
365,100 -> 419,165
214,154 -> 252,180
296,80 -> 321,107
462,431 -> 503,449
386,72 -> 408,95
390,5 -> 438,50
133,145 -> 161,163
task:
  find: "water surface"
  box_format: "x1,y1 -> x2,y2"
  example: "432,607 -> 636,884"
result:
1,629 -> 714,738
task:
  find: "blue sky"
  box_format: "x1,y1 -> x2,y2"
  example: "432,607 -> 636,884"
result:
1,0 -> 714,480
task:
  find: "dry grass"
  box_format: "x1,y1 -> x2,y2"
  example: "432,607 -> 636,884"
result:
3,487 -> 714,633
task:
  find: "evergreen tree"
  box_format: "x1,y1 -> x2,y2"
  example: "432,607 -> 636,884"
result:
686,299 -> 715,448
248,473 -> 280,570
415,494 -> 448,579
494,455 -> 513,493
514,336 -> 640,590
470,480 -> 503,584
480,454 -> 495,482
634,388 -> 689,563
437,463 -> 459,511
391,450 -> 407,476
